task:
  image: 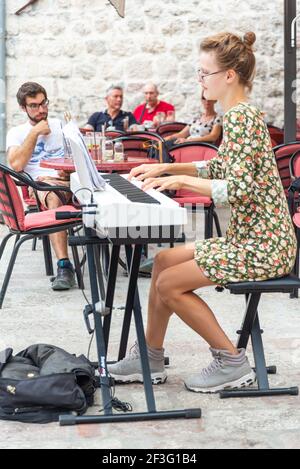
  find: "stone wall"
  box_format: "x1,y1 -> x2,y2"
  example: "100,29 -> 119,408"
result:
5,0 -> 300,128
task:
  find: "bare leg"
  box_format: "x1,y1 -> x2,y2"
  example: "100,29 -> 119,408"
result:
146,243 -> 197,348
44,192 -> 69,260
155,259 -> 238,354
48,230 -> 69,260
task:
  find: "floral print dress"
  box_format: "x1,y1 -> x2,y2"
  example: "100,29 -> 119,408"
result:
194,103 -> 297,285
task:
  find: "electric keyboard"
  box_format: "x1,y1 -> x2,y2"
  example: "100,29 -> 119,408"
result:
101,173 -> 161,205
70,172 -> 187,238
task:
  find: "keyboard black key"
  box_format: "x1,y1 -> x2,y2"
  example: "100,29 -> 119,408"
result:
102,173 -> 160,204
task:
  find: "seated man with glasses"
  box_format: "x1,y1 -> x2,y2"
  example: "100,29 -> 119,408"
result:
6,82 -> 76,291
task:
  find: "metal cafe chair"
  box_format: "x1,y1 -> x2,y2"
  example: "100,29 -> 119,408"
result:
156,122 -> 187,138
169,142 -> 222,239
221,275 -> 300,398
287,148 -> 300,298
0,163 -> 83,308
20,183 -> 54,276
267,124 -> 284,147
273,141 -> 300,195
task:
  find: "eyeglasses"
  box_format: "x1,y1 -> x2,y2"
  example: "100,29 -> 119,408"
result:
197,70 -> 224,82
25,99 -> 49,110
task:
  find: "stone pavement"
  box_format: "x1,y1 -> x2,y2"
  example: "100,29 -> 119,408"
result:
0,208 -> 300,449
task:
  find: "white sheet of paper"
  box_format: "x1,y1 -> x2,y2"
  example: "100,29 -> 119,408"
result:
63,121 -> 106,192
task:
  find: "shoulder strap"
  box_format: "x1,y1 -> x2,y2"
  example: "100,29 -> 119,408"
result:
138,104 -> 147,124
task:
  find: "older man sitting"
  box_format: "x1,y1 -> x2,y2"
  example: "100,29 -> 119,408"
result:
85,85 -> 136,132
133,83 -> 175,125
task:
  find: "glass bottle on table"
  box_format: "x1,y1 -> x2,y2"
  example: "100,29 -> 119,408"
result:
103,138 -> 114,162
114,141 -> 124,162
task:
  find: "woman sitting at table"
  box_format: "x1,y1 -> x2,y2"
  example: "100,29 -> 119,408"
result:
165,93 -> 222,146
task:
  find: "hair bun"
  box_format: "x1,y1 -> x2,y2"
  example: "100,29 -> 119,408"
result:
243,31 -> 256,48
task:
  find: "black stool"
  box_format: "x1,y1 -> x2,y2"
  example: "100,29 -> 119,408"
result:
220,275 -> 300,399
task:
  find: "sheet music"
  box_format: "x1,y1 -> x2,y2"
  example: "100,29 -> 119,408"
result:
63,121 -> 106,191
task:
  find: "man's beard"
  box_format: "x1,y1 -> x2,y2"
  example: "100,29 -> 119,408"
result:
26,110 -> 48,124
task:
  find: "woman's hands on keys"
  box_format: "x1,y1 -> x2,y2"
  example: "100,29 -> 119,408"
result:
128,163 -> 188,193
128,163 -> 169,181
142,175 -> 185,192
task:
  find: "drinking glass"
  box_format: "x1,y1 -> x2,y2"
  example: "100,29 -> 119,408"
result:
83,132 -> 94,158
166,110 -> 175,122
157,112 -> 166,123
83,133 -> 93,152
144,120 -> 154,130
153,115 -> 160,128
63,137 -> 73,160
123,116 -> 129,132
94,132 -> 103,162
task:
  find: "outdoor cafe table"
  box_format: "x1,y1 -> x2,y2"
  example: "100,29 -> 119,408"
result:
40,157 -> 157,173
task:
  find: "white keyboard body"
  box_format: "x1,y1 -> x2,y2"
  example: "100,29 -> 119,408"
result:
70,172 -> 187,233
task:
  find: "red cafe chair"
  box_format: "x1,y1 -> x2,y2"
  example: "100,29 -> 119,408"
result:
267,124 -> 284,147
273,142 -> 300,196
169,142 -> 222,239
156,122 -> 187,138
0,163 -> 83,308
287,149 -> 300,297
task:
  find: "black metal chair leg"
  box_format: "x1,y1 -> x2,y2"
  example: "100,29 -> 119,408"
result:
290,232 -> 299,298
250,315 -> 270,390
220,288 -> 299,398
213,209 -> 222,237
204,208 -> 210,239
0,234 -> 33,309
32,237 -> 37,251
236,293 -> 261,349
0,232 -> 15,260
42,235 -> 53,276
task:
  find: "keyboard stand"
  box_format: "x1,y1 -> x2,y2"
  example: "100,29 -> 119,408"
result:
60,227 -> 201,425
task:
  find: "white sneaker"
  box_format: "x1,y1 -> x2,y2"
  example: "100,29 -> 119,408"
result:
108,341 -> 167,384
184,347 -> 256,393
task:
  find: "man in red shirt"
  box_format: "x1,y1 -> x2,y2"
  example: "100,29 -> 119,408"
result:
133,83 -> 175,124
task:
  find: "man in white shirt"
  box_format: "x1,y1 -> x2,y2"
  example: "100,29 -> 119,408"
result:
6,82 -> 76,291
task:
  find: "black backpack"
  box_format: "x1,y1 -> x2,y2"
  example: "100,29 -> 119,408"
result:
146,140 -> 175,163
0,344 -> 96,423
